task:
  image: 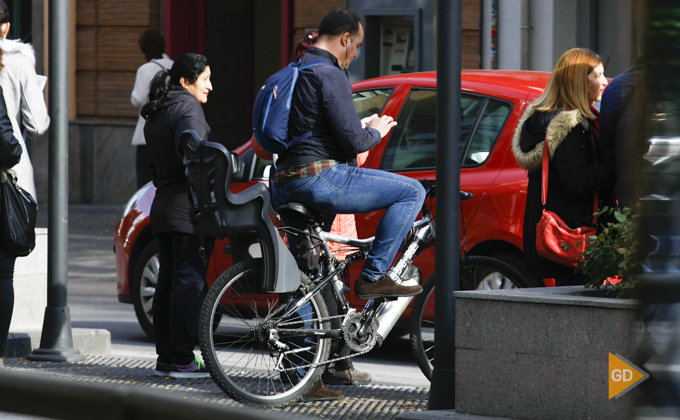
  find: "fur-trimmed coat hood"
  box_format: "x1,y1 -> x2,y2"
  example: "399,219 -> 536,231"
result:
512,103 -> 590,171
1,38 -> 36,67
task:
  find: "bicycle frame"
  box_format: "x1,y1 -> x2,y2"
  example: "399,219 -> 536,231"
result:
271,207 -> 435,349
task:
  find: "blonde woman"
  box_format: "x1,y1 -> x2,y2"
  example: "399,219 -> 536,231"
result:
513,48 -> 616,286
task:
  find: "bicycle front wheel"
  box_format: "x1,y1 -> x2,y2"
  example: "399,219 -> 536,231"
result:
198,258 -> 331,407
409,256 -> 529,381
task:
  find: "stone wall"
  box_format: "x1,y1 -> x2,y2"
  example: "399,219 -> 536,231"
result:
454,286 -> 640,420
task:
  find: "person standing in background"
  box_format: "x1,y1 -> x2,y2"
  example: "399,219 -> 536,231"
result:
0,83 -> 27,368
141,53 -> 214,378
131,30 -> 173,189
0,0 -> 49,203
0,0 -> 49,366
0,1 -> 44,366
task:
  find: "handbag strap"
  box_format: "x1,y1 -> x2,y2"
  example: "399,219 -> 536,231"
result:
540,136 -> 598,226
0,168 -> 15,184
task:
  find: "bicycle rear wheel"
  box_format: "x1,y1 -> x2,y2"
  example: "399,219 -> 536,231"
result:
198,258 -> 331,407
409,256 -> 528,381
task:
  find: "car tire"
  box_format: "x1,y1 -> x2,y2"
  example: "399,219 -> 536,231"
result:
409,256 -> 530,380
131,239 -> 159,340
493,252 -> 543,287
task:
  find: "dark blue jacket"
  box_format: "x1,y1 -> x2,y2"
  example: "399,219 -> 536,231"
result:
276,48 -> 381,171
599,61 -> 644,206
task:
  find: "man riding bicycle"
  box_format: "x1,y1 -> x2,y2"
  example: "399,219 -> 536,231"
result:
270,8 -> 425,301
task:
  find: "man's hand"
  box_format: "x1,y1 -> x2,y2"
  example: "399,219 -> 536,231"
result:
360,114 -> 379,129
366,114 -> 397,138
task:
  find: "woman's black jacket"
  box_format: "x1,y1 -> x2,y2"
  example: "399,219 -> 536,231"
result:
142,87 -> 209,235
0,85 -> 22,169
512,105 -> 616,282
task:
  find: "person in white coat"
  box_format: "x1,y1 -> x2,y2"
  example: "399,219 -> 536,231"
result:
0,0 -> 49,368
131,30 -> 173,189
0,0 -> 50,203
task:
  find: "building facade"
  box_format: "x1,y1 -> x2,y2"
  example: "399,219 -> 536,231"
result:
24,0 -> 639,204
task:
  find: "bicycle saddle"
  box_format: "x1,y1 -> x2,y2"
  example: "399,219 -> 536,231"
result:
181,130 -> 300,293
276,202 -> 325,225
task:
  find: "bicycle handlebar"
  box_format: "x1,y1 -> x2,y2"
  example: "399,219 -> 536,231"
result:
417,179 -> 473,201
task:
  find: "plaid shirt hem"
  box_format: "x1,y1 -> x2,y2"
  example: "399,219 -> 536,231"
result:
272,160 -> 341,183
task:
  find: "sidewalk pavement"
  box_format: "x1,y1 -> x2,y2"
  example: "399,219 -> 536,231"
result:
1,355 -> 432,419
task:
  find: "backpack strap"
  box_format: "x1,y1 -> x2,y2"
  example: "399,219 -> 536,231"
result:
285,60 -> 329,151
296,60 -> 328,71
149,60 -> 166,70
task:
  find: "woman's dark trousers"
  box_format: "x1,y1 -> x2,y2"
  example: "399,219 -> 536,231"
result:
0,253 -> 16,357
153,233 -> 213,366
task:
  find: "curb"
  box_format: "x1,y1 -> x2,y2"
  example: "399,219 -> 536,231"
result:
4,328 -> 112,358
396,410 -> 510,419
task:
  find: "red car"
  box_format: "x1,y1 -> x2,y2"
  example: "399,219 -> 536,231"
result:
115,70 -> 551,338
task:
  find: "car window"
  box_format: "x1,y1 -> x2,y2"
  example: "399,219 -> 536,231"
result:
381,89 -> 484,171
463,99 -> 511,166
253,156 -> 272,179
353,89 -> 394,119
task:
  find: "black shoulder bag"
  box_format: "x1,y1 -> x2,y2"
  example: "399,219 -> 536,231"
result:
0,169 -> 37,256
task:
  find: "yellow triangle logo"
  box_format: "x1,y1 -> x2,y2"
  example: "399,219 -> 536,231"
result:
609,352 -> 649,399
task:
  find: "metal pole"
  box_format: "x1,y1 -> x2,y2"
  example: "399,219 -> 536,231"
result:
429,0 -> 461,410
27,0 -> 84,362
11,0 -> 19,40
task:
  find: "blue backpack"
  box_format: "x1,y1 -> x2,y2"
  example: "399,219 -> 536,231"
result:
252,60 -> 328,154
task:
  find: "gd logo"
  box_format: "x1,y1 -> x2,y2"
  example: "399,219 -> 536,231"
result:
608,353 -> 649,399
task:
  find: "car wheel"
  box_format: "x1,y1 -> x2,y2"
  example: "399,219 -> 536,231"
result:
131,239 -> 159,340
493,252 -> 543,287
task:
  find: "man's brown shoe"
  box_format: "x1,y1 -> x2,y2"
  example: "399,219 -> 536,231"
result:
355,275 -> 423,300
323,367 -> 372,385
301,380 -> 343,402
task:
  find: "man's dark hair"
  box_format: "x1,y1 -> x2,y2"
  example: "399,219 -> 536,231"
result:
318,9 -> 362,39
139,30 -> 165,61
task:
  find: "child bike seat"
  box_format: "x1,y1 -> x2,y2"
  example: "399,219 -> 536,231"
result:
181,130 -> 300,293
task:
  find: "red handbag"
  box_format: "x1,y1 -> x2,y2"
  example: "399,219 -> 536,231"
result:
535,138 -> 597,267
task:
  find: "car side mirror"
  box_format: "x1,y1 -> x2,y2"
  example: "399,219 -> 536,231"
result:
230,152 -> 246,181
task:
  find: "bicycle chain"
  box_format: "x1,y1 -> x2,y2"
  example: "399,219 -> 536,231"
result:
276,313 -> 345,327
273,314 -> 373,372
276,346 -> 372,372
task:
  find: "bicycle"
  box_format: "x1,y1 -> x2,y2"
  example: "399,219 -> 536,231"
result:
182,133 -> 528,407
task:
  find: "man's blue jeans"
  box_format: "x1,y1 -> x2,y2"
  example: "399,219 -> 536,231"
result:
271,164 -> 426,282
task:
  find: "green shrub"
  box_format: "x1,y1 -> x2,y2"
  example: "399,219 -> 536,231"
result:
576,202 -> 641,294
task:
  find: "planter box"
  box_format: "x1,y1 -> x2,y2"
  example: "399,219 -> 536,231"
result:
454,286 -> 641,420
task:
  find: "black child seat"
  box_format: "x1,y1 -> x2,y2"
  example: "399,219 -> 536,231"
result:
181,130 -> 300,293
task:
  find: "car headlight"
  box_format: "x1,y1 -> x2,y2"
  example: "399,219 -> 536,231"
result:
122,182 -> 154,219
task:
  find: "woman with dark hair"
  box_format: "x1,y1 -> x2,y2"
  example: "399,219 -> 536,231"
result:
141,53 -> 213,378
513,48 -> 615,286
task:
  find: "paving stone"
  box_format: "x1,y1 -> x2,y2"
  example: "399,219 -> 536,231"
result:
3,356 -> 430,420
